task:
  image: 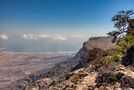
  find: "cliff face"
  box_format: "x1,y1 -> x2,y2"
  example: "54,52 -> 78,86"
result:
75,37 -> 116,64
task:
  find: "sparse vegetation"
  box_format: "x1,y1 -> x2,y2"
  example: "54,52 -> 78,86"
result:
104,10 -> 134,65
104,34 -> 134,65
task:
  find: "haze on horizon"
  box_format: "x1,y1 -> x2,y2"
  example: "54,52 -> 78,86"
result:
0,0 -> 134,52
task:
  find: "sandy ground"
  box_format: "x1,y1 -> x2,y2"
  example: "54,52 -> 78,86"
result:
0,52 -> 74,88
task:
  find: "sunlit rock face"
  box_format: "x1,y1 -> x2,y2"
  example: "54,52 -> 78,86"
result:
75,37 -> 116,63
85,37 -> 116,50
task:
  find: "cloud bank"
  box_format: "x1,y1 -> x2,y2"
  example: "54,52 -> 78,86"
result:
0,33 -> 86,52
21,34 -> 83,41
22,34 -> 67,41
0,34 -> 8,40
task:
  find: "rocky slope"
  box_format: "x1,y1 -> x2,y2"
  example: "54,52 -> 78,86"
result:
47,65 -> 134,90
2,36 -> 134,90
45,37 -> 134,90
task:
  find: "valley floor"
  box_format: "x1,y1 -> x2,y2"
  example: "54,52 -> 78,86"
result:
0,52 -> 74,88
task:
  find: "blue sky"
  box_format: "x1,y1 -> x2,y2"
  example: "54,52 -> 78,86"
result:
0,0 -> 134,52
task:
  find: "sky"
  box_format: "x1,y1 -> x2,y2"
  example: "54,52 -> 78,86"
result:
0,0 -> 134,52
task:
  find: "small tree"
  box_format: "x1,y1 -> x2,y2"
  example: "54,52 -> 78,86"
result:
107,10 -> 134,43
104,10 -> 134,65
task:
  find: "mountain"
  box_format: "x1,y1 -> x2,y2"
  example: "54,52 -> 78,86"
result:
1,36 -> 134,90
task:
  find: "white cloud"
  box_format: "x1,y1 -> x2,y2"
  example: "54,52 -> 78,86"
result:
22,34 -> 37,40
0,34 -> 8,40
21,34 -> 84,41
22,34 -> 66,41
76,34 -> 82,37
23,34 -> 28,38
67,34 -> 83,38
53,35 -> 67,41
22,34 -> 49,40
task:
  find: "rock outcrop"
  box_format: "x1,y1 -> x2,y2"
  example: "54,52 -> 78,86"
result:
75,37 -> 116,64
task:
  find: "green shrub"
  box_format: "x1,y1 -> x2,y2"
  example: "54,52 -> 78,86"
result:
104,34 -> 134,65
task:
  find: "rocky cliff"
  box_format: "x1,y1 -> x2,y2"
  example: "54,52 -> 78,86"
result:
46,37 -> 134,90
74,37 -> 116,64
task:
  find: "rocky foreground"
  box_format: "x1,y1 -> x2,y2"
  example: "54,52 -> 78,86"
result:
1,37 -> 134,90
47,64 -> 134,90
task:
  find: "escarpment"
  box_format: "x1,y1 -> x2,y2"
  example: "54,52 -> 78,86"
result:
2,36 -> 134,90
75,37 -> 116,64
